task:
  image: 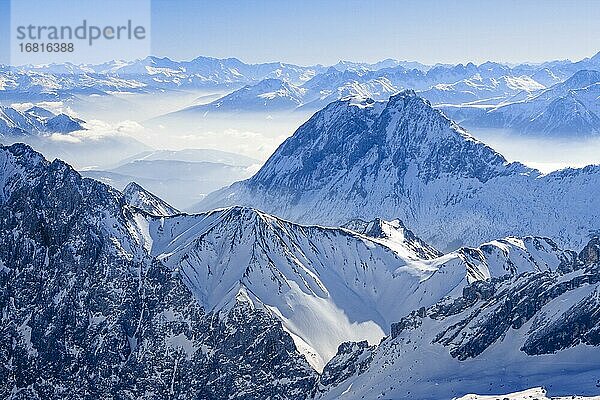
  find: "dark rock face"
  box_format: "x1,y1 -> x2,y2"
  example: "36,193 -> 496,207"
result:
579,237 -> 600,266
316,341 -> 375,395
521,284 -> 600,355
520,239 -> 600,355
0,143 -> 316,400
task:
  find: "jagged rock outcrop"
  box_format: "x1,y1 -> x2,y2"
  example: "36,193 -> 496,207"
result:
0,143 -> 316,399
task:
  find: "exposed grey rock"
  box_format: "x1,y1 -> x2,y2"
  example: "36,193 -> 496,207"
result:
0,143 -> 316,400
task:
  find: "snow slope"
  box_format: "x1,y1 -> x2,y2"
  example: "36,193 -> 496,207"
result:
123,181 -> 180,216
128,205 -> 573,371
317,239 -> 600,399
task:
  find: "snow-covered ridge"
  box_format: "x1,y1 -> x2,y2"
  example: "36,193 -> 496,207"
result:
317,238 -> 600,399
127,202 -> 574,371
197,90 -> 600,251
123,181 -> 180,216
0,105 -> 84,137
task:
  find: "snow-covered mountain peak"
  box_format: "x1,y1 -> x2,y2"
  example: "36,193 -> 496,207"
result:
0,144 -> 49,201
385,88 -> 441,113
529,69 -> 600,103
185,77 -> 307,113
130,199 -> 577,371
342,217 -> 443,260
386,87 -> 418,101
381,90 -> 489,142
303,90 -> 521,182
197,90 -> 600,251
339,95 -> 384,110
253,77 -> 294,89
123,181 -> 180,216
380,89 -> 467,137
453,68 -> 600,136
0,105 -> 84,137
25,105 -> 56,119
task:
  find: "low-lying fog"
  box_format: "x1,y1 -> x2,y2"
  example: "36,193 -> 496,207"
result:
4,91 -> 600,209
63,90 -> 312,164
468,128 -> 600,173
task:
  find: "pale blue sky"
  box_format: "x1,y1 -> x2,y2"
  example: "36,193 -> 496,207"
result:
1,0 -> 600,66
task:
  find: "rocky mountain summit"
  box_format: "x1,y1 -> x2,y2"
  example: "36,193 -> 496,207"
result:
0,144 -> 316,399
198,90 -> 600,251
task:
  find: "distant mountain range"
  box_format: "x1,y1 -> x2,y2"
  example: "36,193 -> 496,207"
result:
443,69 -> 600,135
83,149 -> 260,209
169,63 -> 551,116
3,52 -> 600,135
148,52 -> 600,136
0,105 -> 84,137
